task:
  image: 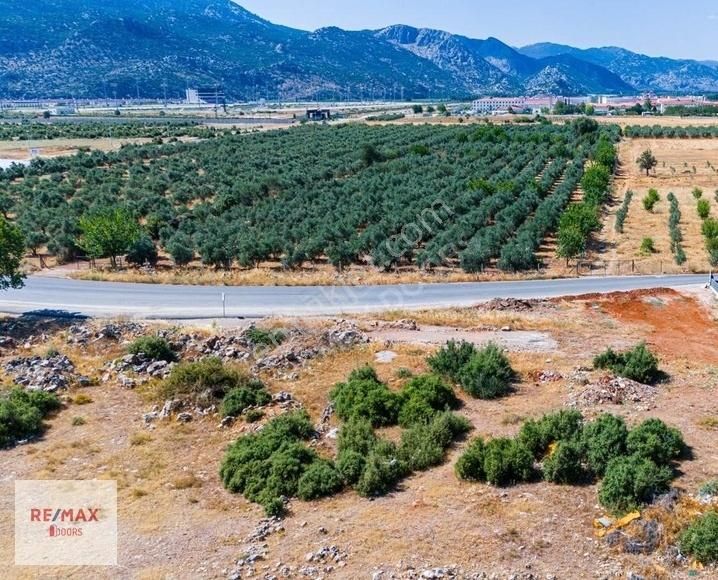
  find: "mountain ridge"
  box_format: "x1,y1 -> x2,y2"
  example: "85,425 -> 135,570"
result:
0,0 -> 716,99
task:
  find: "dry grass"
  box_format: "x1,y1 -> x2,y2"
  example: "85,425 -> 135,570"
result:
697,416 -> 718,431
69,262 -> 559,287
72,393 -> 93,405
129,431 -> 153,446
0,137 -> 153,160
359,302 -> 588,332
594,137 -> 718,273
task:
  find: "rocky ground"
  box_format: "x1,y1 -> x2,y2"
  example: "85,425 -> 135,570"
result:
0,288 -> 716,579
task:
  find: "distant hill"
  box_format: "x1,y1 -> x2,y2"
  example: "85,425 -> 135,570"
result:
519,43 -> 718,94
376,26 -> 632,96
0,0 -> 715,100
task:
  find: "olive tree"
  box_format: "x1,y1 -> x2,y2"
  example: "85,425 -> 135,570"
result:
77,207 -> 141,269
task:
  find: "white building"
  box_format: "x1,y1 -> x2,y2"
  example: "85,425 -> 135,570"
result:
472,97 -> 527,114
185,88 -> 201,105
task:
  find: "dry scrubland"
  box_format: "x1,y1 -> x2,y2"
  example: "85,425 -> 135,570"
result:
596,138 -> 718,274
0,289 -> 716,578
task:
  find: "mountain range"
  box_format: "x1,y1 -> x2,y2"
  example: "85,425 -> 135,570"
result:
0,0 -> 716,100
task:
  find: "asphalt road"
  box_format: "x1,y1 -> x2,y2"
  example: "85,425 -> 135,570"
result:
0,274 -> 707,319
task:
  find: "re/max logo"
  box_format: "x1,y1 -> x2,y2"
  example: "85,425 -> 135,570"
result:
30,508 -> 100,523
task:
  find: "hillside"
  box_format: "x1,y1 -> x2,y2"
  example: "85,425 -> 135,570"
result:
0,0 -> 716,99
520,43 -> 718,93
376,26 -> 632,95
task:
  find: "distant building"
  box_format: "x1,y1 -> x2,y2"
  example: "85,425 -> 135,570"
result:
472,97 -> 526,114
185,87 -> 225,106
306,109 -> 331,121
50,106 -> 76,116
185,89 -> 200,104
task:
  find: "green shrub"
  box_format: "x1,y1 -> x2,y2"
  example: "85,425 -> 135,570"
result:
337,417 -> 377,456
457,343 -> 514,399
336,450 -> 366,485
330,367 -> 400,427
398,412 -> 470,471
297,460 -> 344,500
244,408 -> 265,423
398,374 -> 458,427
598,455 -> 672,514
244,326 -> 286,347
640,237 -> 655,255
427,340 -> 477,382
220,382 -> 271,418
582,414 -> 628,476
128,336 -> 177,362
0,388 -> 61,447
219,411 -> 321,516
71,416 -> 86,426
626,418 -> 685,465
164,357 -> 248,399
542,439 -> 586,484
518,410 -> 584,458
698,198 -> 711,219
126,235 -> 158,266
693,187 -> 704,199
681,512 -> 718,564
593,343 -> 660,384
355,440 -> 407,497
643,189 -> 660,212
455,437 -> 486,481
482,438 -> 534,486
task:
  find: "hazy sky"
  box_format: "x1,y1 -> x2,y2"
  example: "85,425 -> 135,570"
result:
237,0 -> 717,61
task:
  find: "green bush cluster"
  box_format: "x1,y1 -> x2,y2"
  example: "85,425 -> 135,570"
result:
429,341 -> 515,399
593,342 -> 661,384
332,367 -> 469,497
427,340 -> 476,382
128,335 -> 177,362
330,367 -> 401,427
456,411 -> 685,515
598,455 -> 672,514
397,374 -> 459,427
0,388 -> 61,447
220,411 -> 340,516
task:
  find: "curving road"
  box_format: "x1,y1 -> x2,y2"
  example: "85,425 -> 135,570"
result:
0,274 -> 707,319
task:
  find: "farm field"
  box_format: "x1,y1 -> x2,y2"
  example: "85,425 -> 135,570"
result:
1,121 -> 618,284
0,288 -> 716,577
596,137 -> 718,274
